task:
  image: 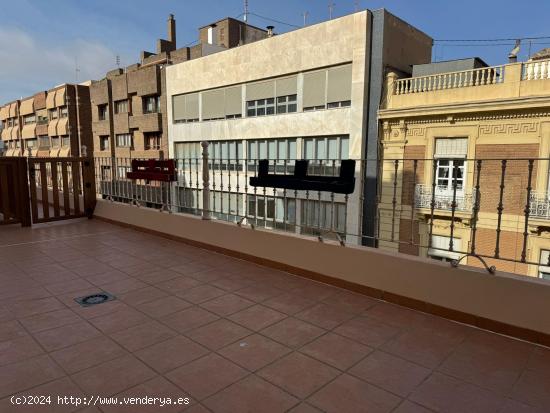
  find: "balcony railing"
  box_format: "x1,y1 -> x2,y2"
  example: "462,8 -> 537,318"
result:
414,184 -> 474,212
522,59 -> 550,80
395,65 -> 505,95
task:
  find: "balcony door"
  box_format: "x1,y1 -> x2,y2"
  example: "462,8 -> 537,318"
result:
435,159 -> 465,196
434,138 -> 468,209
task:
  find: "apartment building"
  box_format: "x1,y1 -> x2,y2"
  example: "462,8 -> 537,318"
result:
378,54 -> 550,278
0,83 -> 92,158
165,9 -> 432,243
91,14 -> 268,176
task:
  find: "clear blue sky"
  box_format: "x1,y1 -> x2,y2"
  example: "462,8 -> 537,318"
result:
1,0 -> 549,103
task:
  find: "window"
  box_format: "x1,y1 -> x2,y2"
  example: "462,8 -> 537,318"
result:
23,114 -> 36,125
209,191 -> 244,222
247,195 -> 296,230
247,138 -> 297,172
538,250 -> 550,281
116,133 -> 133,148
303,136 -> 349,175
114,100 -> 129,114
246,98 -> 275,117
51,137 -> 60,148
301,200 -> 346,236
61,136 -> 70,147
117,166 -> 131,179
99,136 -> 109,151
209,140 -> 243,170
143,95 -> 160,114
25,139 -> 37,149
174,142 -> 201,161
173,93 -> 199,123
49,109 -> 58,120
101,165 -> 112,181
98,104 -> 108,121
36,110 -> 48,125
327,100 -> 351,109
145,133 -> 161,150
276,95 -> 297,114
59,106 -> 68,118
38,136 -> 50,148
435,159 -> 465,193
428,235 -> 462,262
303,105 -> 325,112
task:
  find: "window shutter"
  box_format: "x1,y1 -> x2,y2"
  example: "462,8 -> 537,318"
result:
202,89 -> 225,119
184,93 -> 199,120
224,86 -> 242,116
275,76 -> 297,97
246,80 -> 275,101
428,235 -> 462,259
327,65 -> 352,103
434,138 -> 468,158
303,70 -> 326,108
172,94 -> 186,121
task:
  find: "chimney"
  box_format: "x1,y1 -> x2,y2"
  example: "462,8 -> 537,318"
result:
168,14 -> 176,47
266,25 -> 274,38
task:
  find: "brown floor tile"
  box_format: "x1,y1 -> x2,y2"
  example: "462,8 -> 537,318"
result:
118,286 -> 169,306
170,261 -> 213,276
512,369 -> 550,411
85,270 -> 133,286
45,278 -> 95,295
0,376 -> 84,413
157,276 -> 203,294
364,303 -> 427,330
290,282 -> 339,301
0,354 -> 65,398
218,334 -> 291,371
10,297 -> 65,318
89,306 -> 151,334
184,404 -> 211,413
308,373 -> 402,413
71,354 -> 157,396
393,400 -> 434,413
136,335 -> 209,373
349,351 -> 430,397
322,290 -> 378,314
258,352 -> 339,398
186,319 -> 252,350
409,372 -> 506,413
228,304 -> 287,331
19,308 -> 81,333
0,320 -> 28,342
200,294 -> 255,316
262,317 -> 326,348
203,374 -> 298,413
334,315 -> 400,349
110,320 -> 177,352
300,332 -> 372,370
138,296 -> 192,319
263,293 -> 316,315
33,320 -> 102,351
295,302 -> 354,330
134,268 -> 185,284
71,299 -> 129,319
235,284 -> 284,302
103,376 -> 192,413
438,330 -> 531,394
527,346 -> 550,374
50,335 -> 127,374
178,285 -> 227,304
99,278 -> 148,295
500,399 -> 549,413
288,403 -> 323,413
0,335 -> 43,366
187,268 -> 230,283
161,306 -> 219,333
166,353 -> 247,400
210,275 -> 256,292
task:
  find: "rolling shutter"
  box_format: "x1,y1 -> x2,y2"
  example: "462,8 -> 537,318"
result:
246,80 -> 275,101
224,86 -> 242,116
276,76 -> 297,97
327,65 -> 352,103
434,138 -> 468,158
303,70 -> 326,108
202,89 -> 225,119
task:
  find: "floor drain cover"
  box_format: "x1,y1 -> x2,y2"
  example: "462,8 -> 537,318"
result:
74,292 -> 116,307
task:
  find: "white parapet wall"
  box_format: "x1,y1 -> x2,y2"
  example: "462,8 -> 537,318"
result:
94,199 -> 550,342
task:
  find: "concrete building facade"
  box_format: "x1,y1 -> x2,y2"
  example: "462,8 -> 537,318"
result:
0,83 -> 92,158
165,10 -> 432,243
378,56 -> 550,278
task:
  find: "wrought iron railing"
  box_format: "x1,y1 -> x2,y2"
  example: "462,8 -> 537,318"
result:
415,184 -> 475,212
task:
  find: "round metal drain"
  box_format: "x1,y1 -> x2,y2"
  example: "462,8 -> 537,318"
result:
82,294 -> 109,305
75,291 -> 116,307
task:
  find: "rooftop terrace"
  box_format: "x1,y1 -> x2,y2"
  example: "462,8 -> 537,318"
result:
0,218 -> 549,412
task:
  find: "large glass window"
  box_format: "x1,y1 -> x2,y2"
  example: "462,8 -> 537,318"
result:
436,159 -> 465,194
247,138 -> 297,173
115,133 -> 133,148
209,140 -> 243,170
99,136 -> 109,151
247,195 -> 296,231
98,104 -> 108,121
38,136 -> 50,148
301,200 -> 346,237
23,114 -> 36,125
143,95 -> 160,114
539,250 -> 550,281
303,136 -> 349,175
246,98 -> 275,117
276,95 -> 297,114
145,133 -> 161,150
115,99 -> 129,114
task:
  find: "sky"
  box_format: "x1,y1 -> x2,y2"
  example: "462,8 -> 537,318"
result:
1,0 -> 550,103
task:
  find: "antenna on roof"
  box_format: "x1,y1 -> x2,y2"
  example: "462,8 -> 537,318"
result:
328,1 -> 335,19
354,0 -> 359,11
302,11 -> 309,27
243,0 -> 249,22
75,57 -> 80,82
116,55 -> 121,68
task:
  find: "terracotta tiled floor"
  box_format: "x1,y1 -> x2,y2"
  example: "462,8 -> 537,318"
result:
0,219 -> 549,413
